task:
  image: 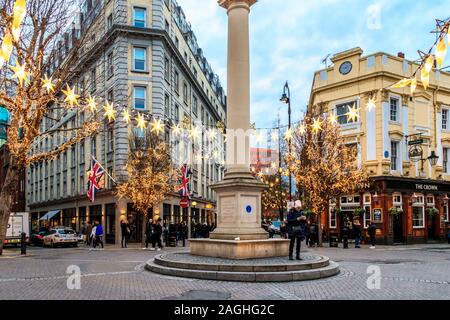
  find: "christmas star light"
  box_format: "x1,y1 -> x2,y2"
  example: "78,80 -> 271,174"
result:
189,125 -> 200,141
366,96 -> 377,112
13,0 -> 27,26
311,118 -> 322,133
328,113 -> 338,124
421,67 -> 430,90
0,31 -> 13,67
151,118 -> 165,134
271,131 -> 278,141
256,131 -> 264,143
122,109 -> 131,124
103,101 -> 116,121
62,84 -> 80,107
136,113 -> 146,130
392,78 -> 412,88
271,162 -> 277,169
86,95 -> 97,113
347,104 -> 360,122
298,124 -> 306,135
284,128 -> 293,141
172,123 -> 182,136
195,152 -> 203,162
424,55 -> 434,73
257,171 -> 264,178
11,61 -> 30,86
410,78 -> 417,95
436,36 -> 447,68
207,128 -> 217,141
213,150 -> 219,159
42,75 -> 54,93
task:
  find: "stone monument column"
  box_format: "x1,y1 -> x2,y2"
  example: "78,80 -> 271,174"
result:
189,0 -> 289,258
208,0 -> 267,241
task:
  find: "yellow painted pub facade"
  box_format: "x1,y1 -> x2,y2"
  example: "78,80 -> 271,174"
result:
309,47 -> 450,244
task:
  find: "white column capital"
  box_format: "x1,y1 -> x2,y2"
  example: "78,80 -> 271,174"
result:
219,0 -> 257,11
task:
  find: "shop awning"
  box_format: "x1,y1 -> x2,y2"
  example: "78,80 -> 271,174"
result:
39,210 -> 60,221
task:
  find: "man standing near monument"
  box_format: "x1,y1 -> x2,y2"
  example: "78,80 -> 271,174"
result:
287,200 -> 307,260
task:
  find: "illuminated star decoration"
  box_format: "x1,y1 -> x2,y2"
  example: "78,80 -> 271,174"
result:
347,103 -> 360,122
11,61 -> 30,86
195,152 -> 203,162
151,118 -> 165,134
42,75 -> 54,93
0,31 -> 13,67
189,125 -> 201,141
62,84 -> 80,107
172,123 -> 182,136
12,0 -> 27,41
122,109 -> 131,124
207,128 -> 217,141
328,113 -> 338,124
86,95 -> 98,113
365,96 -> 377,112
410,78 -> 417,96
136,113 -> 147,130
271,131 -> 278,141
298,124 -> 306,135
256,131 -> 264,143
436,36 -> 447,68
284,128 -> 293,141
311,118 -> 322,133
103,101 -> 116,121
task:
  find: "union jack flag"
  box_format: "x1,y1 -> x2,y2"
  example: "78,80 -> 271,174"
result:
177,164 -> 192,199
87,156 -> 105,203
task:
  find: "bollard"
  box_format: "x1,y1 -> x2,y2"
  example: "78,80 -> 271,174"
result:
20,232 -> 26,255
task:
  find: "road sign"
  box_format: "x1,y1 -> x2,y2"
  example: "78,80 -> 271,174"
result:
408,139 -> 423,146
180,198 -> 189,208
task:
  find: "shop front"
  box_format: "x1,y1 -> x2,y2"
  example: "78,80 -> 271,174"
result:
325,176 -> 450,245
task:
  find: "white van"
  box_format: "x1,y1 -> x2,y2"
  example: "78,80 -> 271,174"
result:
5,212 -> 29,246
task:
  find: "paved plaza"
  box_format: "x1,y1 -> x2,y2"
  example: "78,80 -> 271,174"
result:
0,243 -> 449,300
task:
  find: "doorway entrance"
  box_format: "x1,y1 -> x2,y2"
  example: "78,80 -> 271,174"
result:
126,204 -> 143,243
427,214 -> 436,240
393,213 -> 404,243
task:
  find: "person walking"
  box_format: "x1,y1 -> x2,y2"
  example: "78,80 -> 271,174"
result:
267,221 -> 275,238
85,221 -> 93,246
90,222 -> 97,247
120,219 -> 130,248
353,219 -> 362,248
180,221 -> 188,247
287,200 -> 307,260
145,218 -> 153,249
93,221 -> 104,249
151,218 -> 163,251
368,221 -> 377,249
341,217 -> 349,249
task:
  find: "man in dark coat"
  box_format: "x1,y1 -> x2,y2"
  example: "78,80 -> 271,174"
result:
151,218 -> 163,250
287,200 -> 307,260
145,219 -> 153,249
368,221 -> 377,248
120,219 -> 130,248
85,221 -> 93,246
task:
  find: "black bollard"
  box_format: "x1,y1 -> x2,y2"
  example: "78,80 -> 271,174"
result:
20,232 -> 26,255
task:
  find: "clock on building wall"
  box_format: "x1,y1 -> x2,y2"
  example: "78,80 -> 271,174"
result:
339,61 -> 353,75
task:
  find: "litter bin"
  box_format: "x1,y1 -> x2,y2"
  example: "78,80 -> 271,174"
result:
329,233 -> 339,247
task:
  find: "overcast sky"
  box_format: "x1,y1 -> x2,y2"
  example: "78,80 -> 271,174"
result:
177,0 -> 450,129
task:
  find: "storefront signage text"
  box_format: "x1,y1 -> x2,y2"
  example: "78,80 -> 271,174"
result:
415,184 -> 438,191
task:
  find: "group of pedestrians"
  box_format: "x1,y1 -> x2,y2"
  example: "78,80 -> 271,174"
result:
80,221 -> 104,249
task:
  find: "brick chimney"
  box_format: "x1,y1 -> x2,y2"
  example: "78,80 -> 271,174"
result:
397,52 -> 405,59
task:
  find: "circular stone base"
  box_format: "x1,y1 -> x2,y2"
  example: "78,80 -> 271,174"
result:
146,252 -> 339,282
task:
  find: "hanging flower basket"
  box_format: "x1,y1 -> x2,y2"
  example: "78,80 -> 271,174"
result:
426,207 -> 438,217
332,208 -> 342,216
353,207 -> 366,217
388,207 -> 403,216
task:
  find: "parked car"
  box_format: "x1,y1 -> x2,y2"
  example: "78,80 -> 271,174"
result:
29,230 -> 46,246
43,228 -> 78,248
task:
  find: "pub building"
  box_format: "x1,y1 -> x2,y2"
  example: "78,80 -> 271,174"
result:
309,47 -> 450,244
328,177 -> 450,245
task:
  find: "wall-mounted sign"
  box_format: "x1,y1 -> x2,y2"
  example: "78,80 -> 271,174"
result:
372,208 -> 383,223
384,151 -> 390,159
415,184 -> 438,191
245,205 -> 252,215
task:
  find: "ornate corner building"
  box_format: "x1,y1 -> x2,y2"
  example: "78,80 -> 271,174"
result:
26,0 -> 227,244
310,47 -> 450,244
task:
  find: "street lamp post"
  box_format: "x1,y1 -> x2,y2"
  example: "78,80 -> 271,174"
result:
280,81 -> 292,202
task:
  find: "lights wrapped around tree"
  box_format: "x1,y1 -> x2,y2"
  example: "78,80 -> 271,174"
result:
290,114 -> 369,246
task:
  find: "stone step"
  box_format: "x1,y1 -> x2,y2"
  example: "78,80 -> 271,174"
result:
154,253 -> 330,272
146,257 -> 340,283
